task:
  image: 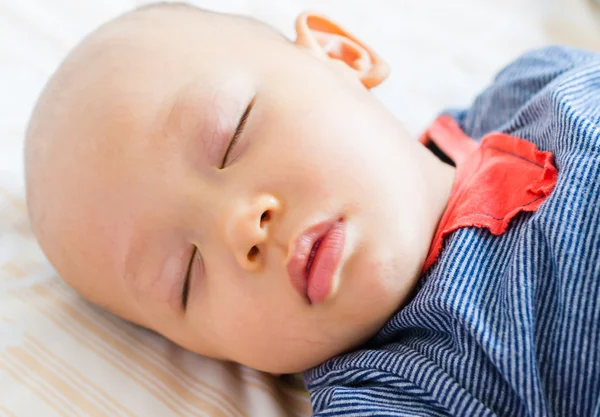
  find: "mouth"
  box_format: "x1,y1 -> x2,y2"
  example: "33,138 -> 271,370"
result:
286,218 -> 346,304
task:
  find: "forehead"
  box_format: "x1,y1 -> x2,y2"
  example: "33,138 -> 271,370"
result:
57,156 -> 184,329
46,82 -> 178,328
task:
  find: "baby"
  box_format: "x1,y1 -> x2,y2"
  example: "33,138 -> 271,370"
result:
24,3 -> 600,416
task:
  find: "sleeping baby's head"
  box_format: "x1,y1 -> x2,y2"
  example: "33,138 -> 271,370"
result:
24,3 -> 454,373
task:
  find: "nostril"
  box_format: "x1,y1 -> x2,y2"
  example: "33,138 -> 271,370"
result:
260,210 -> 270,227
247,246 -> 259,262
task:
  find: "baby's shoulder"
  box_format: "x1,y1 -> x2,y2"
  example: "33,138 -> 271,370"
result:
452,46 -> 600,150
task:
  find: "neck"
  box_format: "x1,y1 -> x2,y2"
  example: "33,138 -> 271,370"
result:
417,143 -> 456,248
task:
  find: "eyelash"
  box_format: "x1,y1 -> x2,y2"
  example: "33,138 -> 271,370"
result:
220,97 -> 255,169
182,247 -> 196,310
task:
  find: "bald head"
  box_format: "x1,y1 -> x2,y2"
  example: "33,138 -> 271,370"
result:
24,3 -> 285,325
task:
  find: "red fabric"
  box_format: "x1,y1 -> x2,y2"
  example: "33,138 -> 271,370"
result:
421,115 -> 558,273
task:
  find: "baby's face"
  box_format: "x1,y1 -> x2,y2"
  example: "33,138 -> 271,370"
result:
29,8 -> 439,373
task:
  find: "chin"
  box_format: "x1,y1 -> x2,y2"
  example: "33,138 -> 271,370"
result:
246,341 -> 350,375
250,357 -> 318,375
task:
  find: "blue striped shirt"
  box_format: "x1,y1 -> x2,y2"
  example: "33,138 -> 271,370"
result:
304,46 -> 600,417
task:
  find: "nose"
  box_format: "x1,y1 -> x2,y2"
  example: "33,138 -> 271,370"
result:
224,194 -> 281,271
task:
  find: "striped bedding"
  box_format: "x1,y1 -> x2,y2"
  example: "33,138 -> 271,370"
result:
0,0 -> 597,415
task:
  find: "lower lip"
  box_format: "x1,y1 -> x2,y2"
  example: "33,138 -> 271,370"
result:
307,220 -> 346,304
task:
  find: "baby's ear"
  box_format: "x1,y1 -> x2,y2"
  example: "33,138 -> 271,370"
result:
294,12 -> 390,89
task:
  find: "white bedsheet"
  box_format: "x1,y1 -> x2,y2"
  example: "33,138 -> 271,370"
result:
1,0 -> 599,416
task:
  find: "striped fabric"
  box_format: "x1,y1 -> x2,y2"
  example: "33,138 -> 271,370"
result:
305,46 -> 600,416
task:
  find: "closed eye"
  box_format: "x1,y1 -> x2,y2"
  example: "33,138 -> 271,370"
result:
220,97 -> 255,168
182,246 -> 196,310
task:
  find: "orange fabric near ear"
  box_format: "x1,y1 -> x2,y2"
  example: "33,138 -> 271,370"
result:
295,12 -> 390,89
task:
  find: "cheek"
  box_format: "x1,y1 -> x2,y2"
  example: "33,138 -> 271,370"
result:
255,134 -> 396,220
203,276 -> 327,371
264,101 -> 397,185
210,300 -> 286,367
